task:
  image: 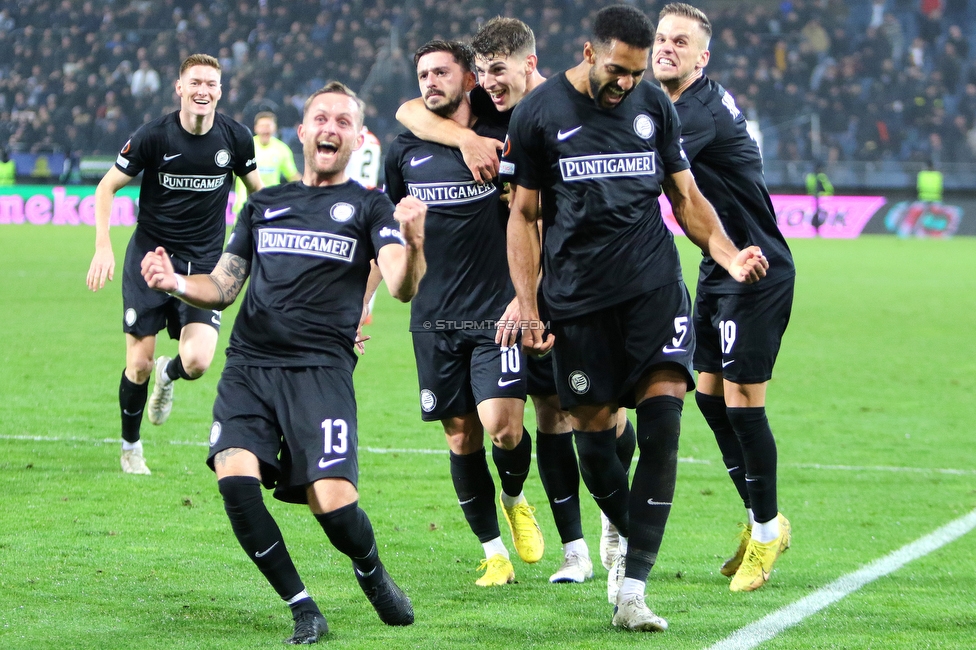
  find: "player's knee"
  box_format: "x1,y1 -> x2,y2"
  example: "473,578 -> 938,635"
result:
179,353 -> 212,379
487,424 -> 522,450
445,429 -> 483,455
125,357 -> 154,384
308,478 -> 359,514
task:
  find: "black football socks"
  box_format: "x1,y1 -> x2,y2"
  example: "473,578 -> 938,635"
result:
119,371 -> 148,443
625,396 -> 682,581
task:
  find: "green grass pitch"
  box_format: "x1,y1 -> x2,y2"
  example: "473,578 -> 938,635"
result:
1,224 -> 974,649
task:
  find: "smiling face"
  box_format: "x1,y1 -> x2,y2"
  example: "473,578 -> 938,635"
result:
585,39 -> 649,109
175,64 -> 222,119
298,92 -> 363,179
476,52 -> 533,111
652,14 -> 710,89
417,50 -> 474,118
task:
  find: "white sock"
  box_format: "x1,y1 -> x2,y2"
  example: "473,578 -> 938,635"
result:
500,491 -> 524,508
482,537 -> 509,559
563,539 -> 588,558
156,359 -> 174,384
747,508 -> 756,526
752,515 -> 780,543
617,577 -> 645,601
122,440 -> 142,452
285,589 -> 310,605
617,535 -> 629,555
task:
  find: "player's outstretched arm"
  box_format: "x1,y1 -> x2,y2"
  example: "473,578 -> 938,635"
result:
142,247 -> 250,309
377,196 -> 426,302
86,167 -> 132,291
395,97 -> 501,183
508,185 -> 553,355
663,169 -> 768,284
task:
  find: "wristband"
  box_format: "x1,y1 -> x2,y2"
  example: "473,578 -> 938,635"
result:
168,274 -> 187,297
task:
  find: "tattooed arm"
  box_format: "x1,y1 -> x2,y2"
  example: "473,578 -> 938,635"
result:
141,247 -> 251,310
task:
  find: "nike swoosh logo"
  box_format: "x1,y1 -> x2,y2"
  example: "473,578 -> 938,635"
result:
646,498 -> 673,506
163,153 -> 181,161
557,126 -> 582,140
122,409 -> 143,417
211,315 -> 221,326
410,155 -> 433,167
264,207 -> 291,219
553,496 -> 573,504
458,496 -> 476,505
255,541 -> 279,558
497,378 -> 521,388
318,457 -> 346,470
504,469 -> 529,477
662,346 -> 686,354
722,359 -> 735,368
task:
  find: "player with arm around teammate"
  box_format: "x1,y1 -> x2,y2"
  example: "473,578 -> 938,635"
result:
142,82 -> 425,643
385,39 -> 548,587
504,5 -> 767,631
397,17 -> 637,586
653,3 -> 795,593
86,53 -> 262,475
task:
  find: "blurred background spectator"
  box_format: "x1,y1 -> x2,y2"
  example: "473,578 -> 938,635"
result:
1,0 -> 975,187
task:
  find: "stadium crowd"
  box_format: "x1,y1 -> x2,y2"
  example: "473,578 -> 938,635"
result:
1,0 -> 975,169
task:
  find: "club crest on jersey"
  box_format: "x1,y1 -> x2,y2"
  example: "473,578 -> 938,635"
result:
258,227 -> 357,262
330,202 -> 355,222
407,181 -> 496,205
214,149 -> 231,168
420,389 -> 437,413
633,114 -> 655,139
209,422 -> 222,446
568,371 -> 589,395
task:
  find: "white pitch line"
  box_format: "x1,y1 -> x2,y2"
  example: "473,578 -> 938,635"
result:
4,435 -> 976,475
785,462 -> 976,476
707,508 -> 976,650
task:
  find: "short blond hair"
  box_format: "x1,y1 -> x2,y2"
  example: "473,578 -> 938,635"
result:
659,3 -> 712,44
179,53 -> 221,77
302,81 -> 365,131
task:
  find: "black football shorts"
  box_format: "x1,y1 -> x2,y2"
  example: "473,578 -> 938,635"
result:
693,276 -> 794,384
551,281 -> 696,409
122,227 -> 222,339
412,328 -> 527,422
207,364 -> 359,504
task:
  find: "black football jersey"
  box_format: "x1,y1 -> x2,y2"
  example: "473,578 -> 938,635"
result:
115,111 -> 257,262
675,76 -> 794,294
385,121 -> 513,331
223,181 -> 405,370
503,73 -> 691,320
